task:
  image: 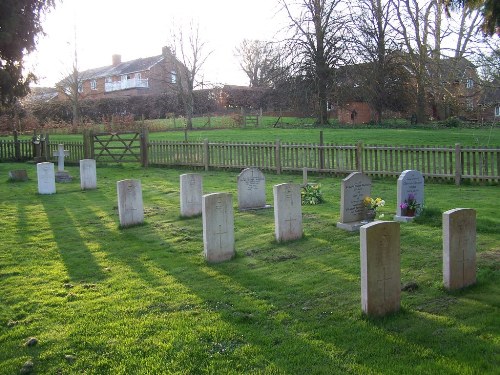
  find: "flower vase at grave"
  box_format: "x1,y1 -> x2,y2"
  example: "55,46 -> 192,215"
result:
365,209 -> 376,222
406,208 -> 416,217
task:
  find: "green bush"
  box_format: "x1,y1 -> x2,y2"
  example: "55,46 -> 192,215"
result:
301,183 -> 324,205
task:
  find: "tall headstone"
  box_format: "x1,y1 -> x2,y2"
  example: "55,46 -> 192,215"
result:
237,167 -> 268,210
80,159 -> 97,190
443,208 -> 476,290
360,221 -> 401,317
394,170 -> 424,222
117,179 -> 144,227
336,172 -> 372,231
202,193 -> 235,263
273,183 -> 302,242
180,173 -> 203,217
53,144 -> 72,182
37,162 -> 56,195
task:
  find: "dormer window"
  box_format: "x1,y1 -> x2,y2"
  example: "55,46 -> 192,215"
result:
466,79 -> 474,89
91,80 -> 97,90
171,70 -> 177,84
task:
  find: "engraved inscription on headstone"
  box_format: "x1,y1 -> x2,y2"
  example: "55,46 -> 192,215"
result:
337,172 -> 372,231
394,170 -> 424,221
237,168 -> 267,210
273,183 -> 302,242
80,159 -> 97,190
180,173 -> 203,217
117,179 -> 144,227
37,162 -> 56,195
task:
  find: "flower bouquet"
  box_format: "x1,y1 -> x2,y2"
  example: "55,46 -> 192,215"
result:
400,193 -> 420,216
363,196 -> 385,221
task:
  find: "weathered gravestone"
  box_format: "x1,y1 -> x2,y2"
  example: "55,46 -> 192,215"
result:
273,183 -> 302,242
202,193 -> 235,263
53,144 -> 72,182
8,170 -> 28,181
180,173 -> 203,217
237,167 -> 269,210
337,172 -> 372,232
360,221 -> 401,317
443,208 -> 476,290
37,162 -> 56,195
394,169 -> 424,222
80,159 -> 97,190
117,179 -> 144,227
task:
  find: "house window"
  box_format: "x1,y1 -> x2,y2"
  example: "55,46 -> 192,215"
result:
466,79 -> 474,89
495,105 -> 500,117
171,70 -> 177,84
78,82 -> 83,93
90,80 -> 97,90
135,73 -> 141,80
105,77 -> 112,83
466,98 -> 474,110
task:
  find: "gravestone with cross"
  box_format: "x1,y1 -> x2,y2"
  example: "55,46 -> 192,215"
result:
360,221 -> 401,317
273,183 -> 302,242
37,162 -> 56,195
53,144 -> 72,182
180,173 -> 203,217
237,167 -> 269,210
202,192 -> 235,263
80,159 -> 97,190
337,172 -> 372,232
443,208 -> 476,290
117,179 -> 144,227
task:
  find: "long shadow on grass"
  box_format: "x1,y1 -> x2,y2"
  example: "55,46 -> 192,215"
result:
40,192 -> 107,282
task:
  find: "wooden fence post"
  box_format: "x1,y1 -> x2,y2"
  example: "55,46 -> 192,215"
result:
204,138 -> 209,171
356,142 -> 363,172
140,128 -> 149,167
319,131 -> 324,171
455,143 -> 462,186
275,139 -> 281,175
13,130 -> 20,161
43,133 -> 50,162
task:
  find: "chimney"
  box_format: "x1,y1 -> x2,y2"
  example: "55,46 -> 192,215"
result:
112,54 -> 121,66
162,46 -> 172,57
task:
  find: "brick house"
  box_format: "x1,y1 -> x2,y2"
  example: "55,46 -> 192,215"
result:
57,46 -> 185,100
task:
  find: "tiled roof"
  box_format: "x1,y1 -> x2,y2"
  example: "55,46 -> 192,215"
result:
80,55 -> 165,80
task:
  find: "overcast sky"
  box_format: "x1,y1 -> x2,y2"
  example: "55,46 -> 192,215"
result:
27,0 -> 285,88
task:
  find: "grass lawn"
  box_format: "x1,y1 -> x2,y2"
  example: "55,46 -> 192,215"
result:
0,162 -> 499,374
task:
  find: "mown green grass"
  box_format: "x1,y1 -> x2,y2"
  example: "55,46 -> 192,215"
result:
0,162 -> 498,374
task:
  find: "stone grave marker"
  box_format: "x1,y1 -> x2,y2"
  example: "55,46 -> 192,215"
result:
8,170 -> 28,181
180,173 -> 203,217
443,208 -> 476,290
336,172 -> 372,231
117,179 -> 144,227
202,193 -> 235,263
237,167 -> 268,210
37,162 -> 56,194
80,159 -> 97,190
273,183 -> 302,242
53,144 -> 72,182
360,221 -> 401,317
394,169 -> 424,222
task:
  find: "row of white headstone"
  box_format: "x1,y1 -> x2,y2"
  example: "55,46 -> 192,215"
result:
37,160 -> 97,194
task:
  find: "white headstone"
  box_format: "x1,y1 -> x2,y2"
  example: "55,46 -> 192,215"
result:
180,173 -> 203,217
237,167 -> 267,210
336,172 -> 372,231
443,208 -> 476,290
53,144 -> 70,172
273,183 -> 302,242
202,193 -> 235,263
117,179 -> 144,227
360,221 -> 401,317
37,162 -> 56,195
394,170 -> 424,222
80,159 -> 97,190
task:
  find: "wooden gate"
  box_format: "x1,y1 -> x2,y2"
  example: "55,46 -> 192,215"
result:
89,131 -> 148,165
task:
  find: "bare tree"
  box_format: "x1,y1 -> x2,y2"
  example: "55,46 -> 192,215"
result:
234,39 -> 282,88
169,22 -> 212,130
279,0 -> 349,125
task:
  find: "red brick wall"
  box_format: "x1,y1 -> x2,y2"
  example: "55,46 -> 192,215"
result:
337,102 -> 376,124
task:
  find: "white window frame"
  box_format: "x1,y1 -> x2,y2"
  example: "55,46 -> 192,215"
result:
495,105 -> 500,117
90,80 -> 97,90
171,70 -> 177,84
135,73 -> 141,80
466,79 -> 474,89
78,82 -> 83,93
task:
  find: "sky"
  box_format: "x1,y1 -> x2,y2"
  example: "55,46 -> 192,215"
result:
27,0 -> 285,88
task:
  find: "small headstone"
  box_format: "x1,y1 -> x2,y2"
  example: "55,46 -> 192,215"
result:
180,173 -> 203,217
80,159 -> 97,190
273,183 -> 302,242
8,169 -> 28,181
117,179 -> 144,227
394,170 -> 424,222
237,167 -> 268,210
37,162 -> 56,194
53,144 -> 72,182
443,208 -> 476,290
336,172 -> 372,231
202,193 -> 235,263
360,221 -> 401,317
